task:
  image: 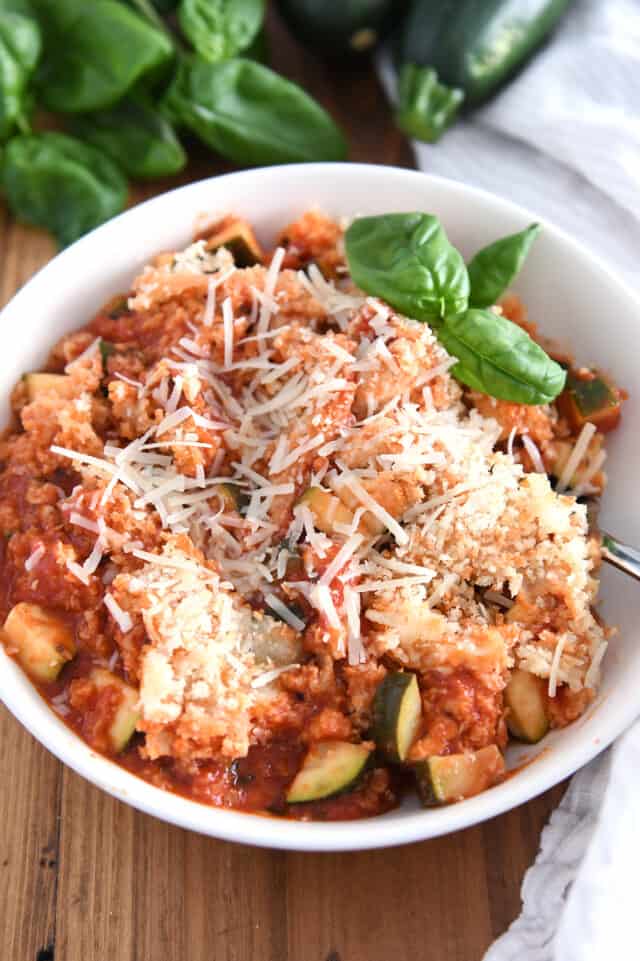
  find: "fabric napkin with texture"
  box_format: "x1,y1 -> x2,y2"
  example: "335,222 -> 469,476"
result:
379,1 -> 640,957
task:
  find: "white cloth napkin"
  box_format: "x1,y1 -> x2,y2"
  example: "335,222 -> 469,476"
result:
379,2 -> 640,956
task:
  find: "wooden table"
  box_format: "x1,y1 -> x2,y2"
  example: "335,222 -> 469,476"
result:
0,10 -> 566,960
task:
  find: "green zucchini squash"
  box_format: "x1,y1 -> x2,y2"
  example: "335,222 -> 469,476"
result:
372,671 -> 422,763
3,602 -> 76,683
414,745 -> 505,806
23,372 -> 73,402
400,0 -> 573,137
90,668 -> 139,754
505,669 -> 549,743
286,740 -> 372,803
556,369 -> 622,434
275,0 -> 399,56
297,486 -> 357,535
204,216 -> 264,267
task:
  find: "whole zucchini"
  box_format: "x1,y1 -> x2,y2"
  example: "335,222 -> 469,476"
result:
276,0 -> 401,56
401,0 -> 573,107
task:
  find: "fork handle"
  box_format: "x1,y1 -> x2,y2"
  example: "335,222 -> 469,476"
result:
601,532 -> 640,582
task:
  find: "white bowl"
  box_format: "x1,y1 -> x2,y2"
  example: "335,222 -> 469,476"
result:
1,163 -> 639,851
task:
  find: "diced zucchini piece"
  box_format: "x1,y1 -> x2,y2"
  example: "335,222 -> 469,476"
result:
332,484 -> 385,536
3,602 -> 76,683
298,486 -> 357,534
505,669 -> 549,743
245,609 -> 303,665
205,217 -> 263,267
103,295 -> 128,319
286,740 -> 371,803
217,482 -> 249,514
24,373 -> 72,402
373,671 -> 422,763
556,370 -> 622,434
99,339 -> 116,370
334,475 -> 422,538
90,668 -> 139,754
414,745 -> 505,807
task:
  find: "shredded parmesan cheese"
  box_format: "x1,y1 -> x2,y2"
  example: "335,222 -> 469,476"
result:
104,593 -> 133,633
319,533 -> 364,586
263,594 -> 306,631
522,433 -> 545,473
548,633 -> 567,697
25,544 -> 44,572
222,296 -> 234,368
556,423 -> 597,492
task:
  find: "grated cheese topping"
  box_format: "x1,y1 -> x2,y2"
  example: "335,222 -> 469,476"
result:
39,215 -> 612,767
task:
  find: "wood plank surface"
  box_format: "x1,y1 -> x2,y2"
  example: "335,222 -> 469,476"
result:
0,8 -> 566,961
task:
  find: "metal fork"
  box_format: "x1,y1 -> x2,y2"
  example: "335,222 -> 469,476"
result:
601,532 -> 640,582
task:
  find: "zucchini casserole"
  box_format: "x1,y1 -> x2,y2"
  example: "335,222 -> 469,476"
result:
0,210 -> 623,817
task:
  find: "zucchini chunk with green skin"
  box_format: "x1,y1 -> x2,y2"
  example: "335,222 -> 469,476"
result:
415,745 -> 505,807
286,741 -> 372,803
23,372 -> 72,402
217,483 -> 247,513
3,602 -> 76,683
299,486 -> 385,537
556,370 -> 622,434
373,672 -> 422,763
204,217 -> 263,267
505,669 -> 549,743
90,668 -> 139,754
298,486 -> 356,535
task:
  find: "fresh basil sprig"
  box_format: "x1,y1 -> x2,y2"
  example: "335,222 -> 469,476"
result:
438,308 -> 565,405
163,56 -> 347,165
0,0 -> 351,247
468,223 -> 540,308
1,131 -> 127,246
72,98 -> 187,179
0,0 -> 41,139
178,0 -> 264,64
32,0 -> 174,113
345,212 -> 565,405
345,213 -> 469,323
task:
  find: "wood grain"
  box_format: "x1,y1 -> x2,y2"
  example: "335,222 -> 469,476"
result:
0,9 -> 566,961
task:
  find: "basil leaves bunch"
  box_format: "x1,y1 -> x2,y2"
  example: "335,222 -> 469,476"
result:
345,214 -> 565,405
178,0 -> 264,63
0,0 -> 41,140
33,0 -> 174,113
0,0 -> 347,248
163,56 -> 347,166
2,132 -> 127,247
72,98 -> 187,179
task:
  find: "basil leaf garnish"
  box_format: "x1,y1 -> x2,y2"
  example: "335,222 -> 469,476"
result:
467,223 -> 540,308
345,212 -> 469,323
439,308 -> 566,405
